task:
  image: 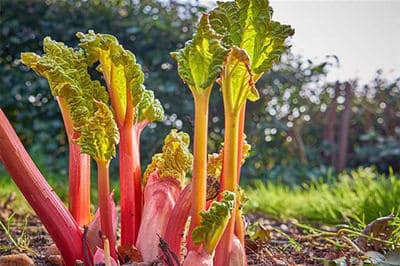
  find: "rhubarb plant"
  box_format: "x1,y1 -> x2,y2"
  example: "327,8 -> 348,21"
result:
0,0 -> 293,265
20,38 -> 108,226
77,31 -> 148,248
171,13 -> 228,232
137,129 -> 192,261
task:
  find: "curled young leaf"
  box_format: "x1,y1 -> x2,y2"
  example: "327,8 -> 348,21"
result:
21,37 -> 109,131
135,89 -> 164,124
144,130 -> 193,185
221,46 -> 259,112
77,30 -> 144,124
192,191 -> 235,254
171,13 -> 228,95
77,101 -> 119,162
210,0 -> 294,75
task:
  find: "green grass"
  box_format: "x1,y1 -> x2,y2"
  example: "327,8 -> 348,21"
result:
245,167 -> 400,224
2,166 -> 400,226
0,168 -> 120,214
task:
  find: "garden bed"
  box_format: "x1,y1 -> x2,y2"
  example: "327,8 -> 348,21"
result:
1,203 -> 398,266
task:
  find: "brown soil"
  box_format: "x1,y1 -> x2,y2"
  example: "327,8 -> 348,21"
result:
0,209 -> 393,265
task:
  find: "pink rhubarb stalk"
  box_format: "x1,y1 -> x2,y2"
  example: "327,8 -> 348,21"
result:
0,109 -> 86,265
164,184 -> 192,259
137,129 -> 192,261
136,171 -> 182,261
183,250 -> 213,266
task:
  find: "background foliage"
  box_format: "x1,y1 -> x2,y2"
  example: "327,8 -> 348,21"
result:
1,0 -> 399,184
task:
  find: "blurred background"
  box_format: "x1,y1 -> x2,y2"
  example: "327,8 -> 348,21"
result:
0,0 -> 399,188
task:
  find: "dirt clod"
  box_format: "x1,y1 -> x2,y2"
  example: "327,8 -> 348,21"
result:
0,254 -> 34,266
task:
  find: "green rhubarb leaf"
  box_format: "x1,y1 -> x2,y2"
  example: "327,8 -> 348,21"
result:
171,14 -> 228,94
21,37 -> 119,162
192,191 -> 235,254
210,0 -> 294,75
21,38 -> 109,131
221,46 -> 259,112
77,101 -> 119,162
135,89 -> 164,124
77,30 -> 144,124
144,129 -> 193,185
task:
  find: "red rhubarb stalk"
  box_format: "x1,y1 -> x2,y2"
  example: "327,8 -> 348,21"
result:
164,184 -> 192,259
133,122 -> 146,224
119,87 -> 138,245
119,125 -> 136,245
58,96 -> 91,226
0,109 -> 86,265
96,160 -> 117,260
68,140 -> 91,225
77,31 -> 165,246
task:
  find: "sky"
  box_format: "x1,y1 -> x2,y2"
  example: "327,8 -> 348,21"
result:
198,0 -> 400,85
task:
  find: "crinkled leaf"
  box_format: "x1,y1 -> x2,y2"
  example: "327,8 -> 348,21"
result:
192,191 -> 235,254
207,151 -> 223,179
77,101 -> 119,162
21,37 -> 108,131
144,129 -> 193,185
210,0 -> 294,74
221,46 -> 259,112
135,89 -> 164,123
241,135 -> 251,165
207,135 -> 251,179
171,14 -> 228,94
77,30 -> 144,124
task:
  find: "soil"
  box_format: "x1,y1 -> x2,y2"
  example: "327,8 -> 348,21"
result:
0,205 -> 394,265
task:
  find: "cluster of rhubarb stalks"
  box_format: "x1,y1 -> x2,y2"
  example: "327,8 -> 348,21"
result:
0,1 -> 293,265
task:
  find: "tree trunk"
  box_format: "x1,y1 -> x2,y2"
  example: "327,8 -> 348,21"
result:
336,82 -> 353,172
322,82 -> 339,167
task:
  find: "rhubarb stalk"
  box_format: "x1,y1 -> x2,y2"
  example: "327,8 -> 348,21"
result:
21,41 -> 99,226
171,14 -> 228,231
58,96 -> 91,225
77,101 -> 120,261
191,92 -> 211,227
58,97 -> 91,225
77,31 -> 164,246
208,1 -> 294,263
0,109 -> 86,265
97,160 -> 116,259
